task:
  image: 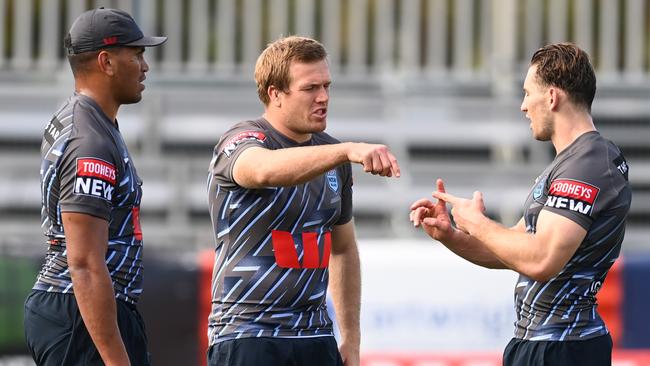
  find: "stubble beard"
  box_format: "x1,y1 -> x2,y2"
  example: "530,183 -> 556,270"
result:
292,116 -> 327,134
534,115 -> 554,142
118,90 -> 142,105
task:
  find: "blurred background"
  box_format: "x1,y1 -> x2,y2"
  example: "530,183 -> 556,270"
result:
0,0 -> 649,365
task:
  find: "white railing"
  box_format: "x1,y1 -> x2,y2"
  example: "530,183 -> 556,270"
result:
0,1 -> 649,248
1,0 -> 649,92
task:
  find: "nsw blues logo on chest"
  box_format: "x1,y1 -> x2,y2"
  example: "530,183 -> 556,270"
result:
532,178 -> 545,202
326,170 -> 339,192
530,172 -> 550,204
525,175 -> 546,233
309,170 -> 341,215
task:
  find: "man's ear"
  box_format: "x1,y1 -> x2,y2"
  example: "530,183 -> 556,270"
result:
97,50 -> 115,76
548,87 -> 562,111
268,86 -> 281,107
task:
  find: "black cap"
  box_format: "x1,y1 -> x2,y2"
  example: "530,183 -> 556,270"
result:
65,7 -> 167,55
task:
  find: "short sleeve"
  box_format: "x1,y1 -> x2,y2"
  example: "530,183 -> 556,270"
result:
211,122 -> 268,188
542,149 -> 615,230
336,162 -> 354,225
58,126 -> 118,221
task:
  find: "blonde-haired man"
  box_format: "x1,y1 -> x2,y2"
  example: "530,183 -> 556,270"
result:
206,36 -> 400,366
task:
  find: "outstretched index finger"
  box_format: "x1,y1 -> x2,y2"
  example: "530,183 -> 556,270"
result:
388,150 -> 401,178
432,191 -> 459,205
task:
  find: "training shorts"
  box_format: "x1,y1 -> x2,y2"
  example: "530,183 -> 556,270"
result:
207,336 -> 343,366
503,333 -> 612,366
24,290 -> 150,366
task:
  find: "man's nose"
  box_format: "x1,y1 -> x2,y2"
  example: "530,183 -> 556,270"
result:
142,57 -> 150,73
316,86 -> 329,102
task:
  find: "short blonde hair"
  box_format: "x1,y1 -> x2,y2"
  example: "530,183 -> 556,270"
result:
254,36 -> 327,105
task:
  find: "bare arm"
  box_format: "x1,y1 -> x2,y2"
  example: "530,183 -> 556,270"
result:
462,209 -> 585,281
511,217 -> 527,232
439,216 -> 528,268
434,191 -> 586,281
63,212 -> 130,366
437,230 -> 509,269
232,142 -> 400,189
329,221 -> 361,366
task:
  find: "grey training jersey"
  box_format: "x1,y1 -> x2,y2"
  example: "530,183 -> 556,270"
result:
517,131 -> 631,341
35,94 -> 144,304
207,118 -> 353,345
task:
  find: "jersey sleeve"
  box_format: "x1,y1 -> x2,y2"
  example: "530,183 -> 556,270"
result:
57,124 -> 118,221
336,162 -> 354,225
211,122 -> 268,188
542,148 -> 617,230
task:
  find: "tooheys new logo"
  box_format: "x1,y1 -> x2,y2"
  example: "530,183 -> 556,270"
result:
74,158 -> 116,201
545,179 -> 600,215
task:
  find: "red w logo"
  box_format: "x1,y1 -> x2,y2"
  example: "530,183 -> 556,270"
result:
103,36 -> 118,45
132,207 -> 143,241
271,230 -> 331,269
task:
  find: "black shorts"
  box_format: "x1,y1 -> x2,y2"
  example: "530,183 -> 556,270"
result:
23,290 -> 150,366
503,334 -> 612,366
207,336 -> 343,366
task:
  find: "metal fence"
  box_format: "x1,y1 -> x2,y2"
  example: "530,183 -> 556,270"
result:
1,0 -> 649,91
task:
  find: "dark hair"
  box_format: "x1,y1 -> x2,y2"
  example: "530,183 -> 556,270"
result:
66,47 -> 129,77
530,43 -> 596,112
67,50 -> 100,77
254,36 -> 328,105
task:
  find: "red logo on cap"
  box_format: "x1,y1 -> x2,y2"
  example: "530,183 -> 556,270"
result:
103,36 -> 118,45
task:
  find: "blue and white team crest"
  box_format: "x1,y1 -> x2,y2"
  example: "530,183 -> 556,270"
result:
533,177 -> 546,201
326,170 -> 339,192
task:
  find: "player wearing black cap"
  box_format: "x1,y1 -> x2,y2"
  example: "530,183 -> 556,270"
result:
24,8 -> 165,366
